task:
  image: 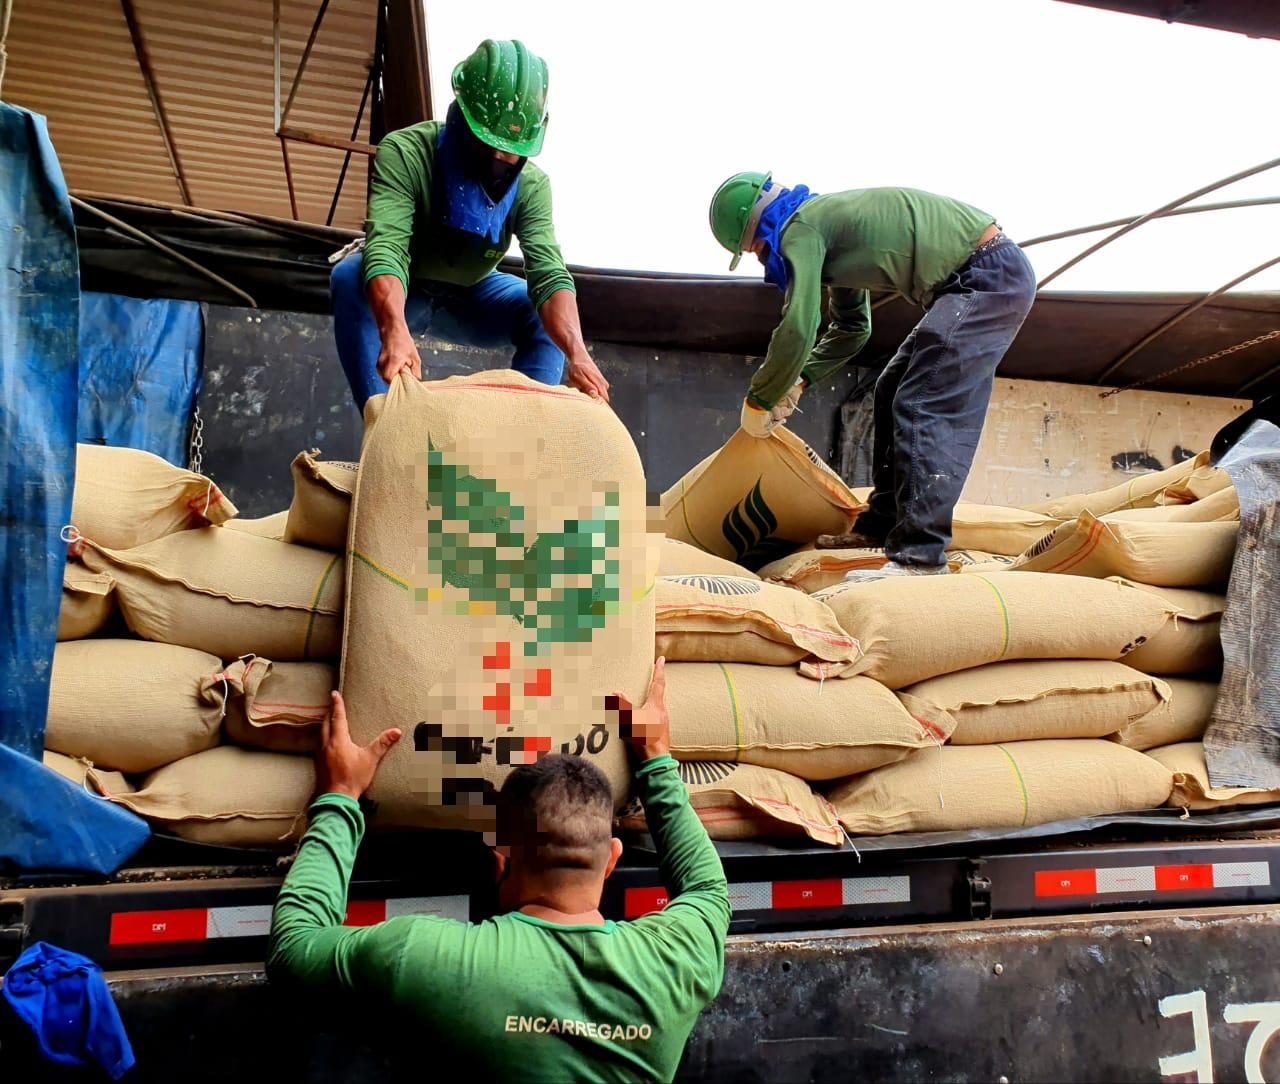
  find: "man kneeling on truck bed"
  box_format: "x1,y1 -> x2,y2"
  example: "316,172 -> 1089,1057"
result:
709,173 -> 1037,576
267,658 -> 730,1082
330,38 -> 610,412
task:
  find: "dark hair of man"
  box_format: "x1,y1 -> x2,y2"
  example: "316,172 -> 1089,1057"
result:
496,755 -> 614,873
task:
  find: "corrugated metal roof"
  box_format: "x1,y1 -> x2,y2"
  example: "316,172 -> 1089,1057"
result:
4,0 -> 377,228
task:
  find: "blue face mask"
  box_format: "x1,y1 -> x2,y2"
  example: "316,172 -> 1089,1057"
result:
754,181 -> 819,291
436,103 -> 524,245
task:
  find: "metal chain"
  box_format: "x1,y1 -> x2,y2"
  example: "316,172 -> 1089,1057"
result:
1101,329 -> 1280,398
188,404 -> 205,474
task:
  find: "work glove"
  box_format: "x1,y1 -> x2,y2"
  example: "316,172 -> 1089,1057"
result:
740,382 -> 804,439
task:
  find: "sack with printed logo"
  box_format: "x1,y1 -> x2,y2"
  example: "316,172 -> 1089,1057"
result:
58,562 -> 117,640
1027,452 -> 1209,519
1111,580 -> 1224,675
342,371 -> 655,830
1148,742 -> 1280,811
658,538 -> 759,580
221,656 -> 333,754
284,451 -> 358,551
1112,679 -> 1218,750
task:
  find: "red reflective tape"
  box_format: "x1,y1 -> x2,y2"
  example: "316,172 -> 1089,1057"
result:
1156,864 -> 1214,892
344,900 -> 388,926
623,886 -> 670,918
110,908 -> 209,946
1035,869 -> 1098,898
772,879 -> 842,910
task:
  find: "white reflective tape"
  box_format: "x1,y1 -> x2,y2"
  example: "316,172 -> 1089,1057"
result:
206,905 -> 273,940
728,881 -> 773,912
386,895 -> 469,921
1096,866 -> 1156,894
1212,862 -> 1270,889
842,876 -> 910,906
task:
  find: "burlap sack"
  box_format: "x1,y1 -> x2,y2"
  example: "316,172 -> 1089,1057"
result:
659,538 -> 759,580
617,760 -> 842,845
946,549 -> 1016,571
220,656 -> 332,754
342,371 -> 655,830
42,750 -> 134,798
1159,460 -> 1232,505
116,746 -> 314,847
655,574 -> 858,666
667,663 -> 949,780
660,428 -> 859,569
1147,742 -> 1280,811
805,572 -> 1175,689
1112,679 -> 1218,750
848,488 -> 1060,556
1104,485 -> 1239,523
1028,452 -> 1208,519
225,510 -> 289,541
830,740 -> 1174,835
1010,514 -> 1237,588
1110,580 -> 1224,675
900,659 -> 1170,745
45,640 -> 226,772
58,563 -> 117,640
284,451 -> 358,552
758,547 -> 888,593
71,443 -> 237,550
77,528 -> 343,661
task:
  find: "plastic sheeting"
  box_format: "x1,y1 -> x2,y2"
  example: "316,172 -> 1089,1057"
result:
78,291 -> 203,464
0,103 -> 78,758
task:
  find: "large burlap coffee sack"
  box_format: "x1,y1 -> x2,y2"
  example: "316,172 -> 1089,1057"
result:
757,547 -> 887,594
77,528 -> 343,661
1112,678 -> 1218,750
848,488 -> 1060,557
71,443 -> 237,550
830,740 -> 1174,835
655,574 -> 858,666
284,451 -> 358,552
42,750 -> 134,798
658,538 -> 759,580
660,428 -> 860,569
45,640 -> 226,773
1009,514 -> 1237,588
805,572 -> 1174,689
1104,484 -> 1238,523
220,656 -> 332,754
901,659 -> 1170,745
342,371 -> 655,830
617,760 -> 842,845
946,549 -> 1015,571
58,562 -> 117,640
1028,452 -> 1208,519
1147,742 -> 1280,811
117,746 -> 314,847
226,510 -> 289,541
1158,459 -> 1232,505
667,663 -> 949,780
1109,580 -> 1224,675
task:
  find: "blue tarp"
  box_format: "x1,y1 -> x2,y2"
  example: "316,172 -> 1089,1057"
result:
78,291 -> 203,463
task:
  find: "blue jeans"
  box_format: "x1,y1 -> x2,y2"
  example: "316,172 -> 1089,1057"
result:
330,251 -> 565,411
854,235 -> 1037,566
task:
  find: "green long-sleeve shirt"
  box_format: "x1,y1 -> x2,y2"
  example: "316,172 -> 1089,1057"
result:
361,120 -> 576,310
267,755 -> 730,1083
749,187 -> 996,409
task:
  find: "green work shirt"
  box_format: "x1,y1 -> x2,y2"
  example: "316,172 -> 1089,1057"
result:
749,187 -> 996,409
361,120 -> 576,310
267,755 -> 730,1083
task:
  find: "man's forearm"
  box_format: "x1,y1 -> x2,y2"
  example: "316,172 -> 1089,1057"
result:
368,274 -> 410,345
537,287 -> 588,363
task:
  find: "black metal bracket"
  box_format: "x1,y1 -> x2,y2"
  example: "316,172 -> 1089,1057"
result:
967,859 -> 993,920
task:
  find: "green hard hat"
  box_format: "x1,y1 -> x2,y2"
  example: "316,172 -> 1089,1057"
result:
710,171 -> 773,270
451,39 -> 550,157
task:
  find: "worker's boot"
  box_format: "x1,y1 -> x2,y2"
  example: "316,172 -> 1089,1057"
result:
816,528 -> 885,550
843,561 -> 949,584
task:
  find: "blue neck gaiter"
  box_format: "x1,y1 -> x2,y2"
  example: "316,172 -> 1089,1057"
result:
435,108 -> 523,245
756,181 -> 819,290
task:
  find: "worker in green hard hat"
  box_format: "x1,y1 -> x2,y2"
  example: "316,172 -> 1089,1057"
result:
709,173 -> 1037,576
331,39 -> 610,413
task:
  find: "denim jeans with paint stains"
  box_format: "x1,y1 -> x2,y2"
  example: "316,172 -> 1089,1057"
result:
853,235 -> 1037,566
330,250 -> 565,412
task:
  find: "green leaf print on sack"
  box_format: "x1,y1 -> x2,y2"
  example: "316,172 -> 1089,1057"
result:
721,478 -> 799,569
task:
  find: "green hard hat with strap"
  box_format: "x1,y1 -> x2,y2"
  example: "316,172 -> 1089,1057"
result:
451,39 -> 549,157
710,170 -> 783,270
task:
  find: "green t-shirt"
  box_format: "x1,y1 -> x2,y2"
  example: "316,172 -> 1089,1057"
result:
361,120 -> 576,310
268,755 -> 730,1083
749,186 -> 996,409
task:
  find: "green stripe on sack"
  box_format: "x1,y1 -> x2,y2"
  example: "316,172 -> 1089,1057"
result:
995,744 -> 1031,826
973,575 -> 1012,658
302,554 -> 343,660
351,549 -> 410,591
716,662 -> 744,761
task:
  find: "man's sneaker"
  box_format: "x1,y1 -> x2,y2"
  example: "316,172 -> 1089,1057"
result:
817,530 -> 886,550
843,561 -> 949,583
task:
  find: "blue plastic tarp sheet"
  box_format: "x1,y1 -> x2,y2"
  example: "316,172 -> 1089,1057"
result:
0,103 -> 79,758
78,291 -> 203,463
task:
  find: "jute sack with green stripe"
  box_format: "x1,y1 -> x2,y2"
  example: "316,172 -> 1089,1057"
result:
76,528 -> 343,660
806,571 -> 1176,690
1111,678 -> 1218,750
343,371 -> 655,830
1026,451 -> 1209,519
659,428 -> 860,570
1146,742 -> 1280,811
830,740 -> 1174,835
666,662 -> 951,780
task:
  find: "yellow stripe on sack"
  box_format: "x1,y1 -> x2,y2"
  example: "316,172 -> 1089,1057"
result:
351,550 -> 410,591
996,744 -> 1031,826
677,477 -> 713,552
303,555 -> 343,660
715,662 -> 744,761
973,575 -> 1012,658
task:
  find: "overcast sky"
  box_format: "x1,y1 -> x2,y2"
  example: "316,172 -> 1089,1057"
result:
424,0 -> 1280,292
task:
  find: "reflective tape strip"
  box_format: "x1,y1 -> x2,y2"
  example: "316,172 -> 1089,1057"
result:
387,895 -> 469,921
1212,862 -> 1270,889
207,905 -> 272,940
843,876 -> 910,906
1036,862 -> 1271,898
1096,866 -> 1157,894
728,882 -> 773,913
110,908 -> 209,946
